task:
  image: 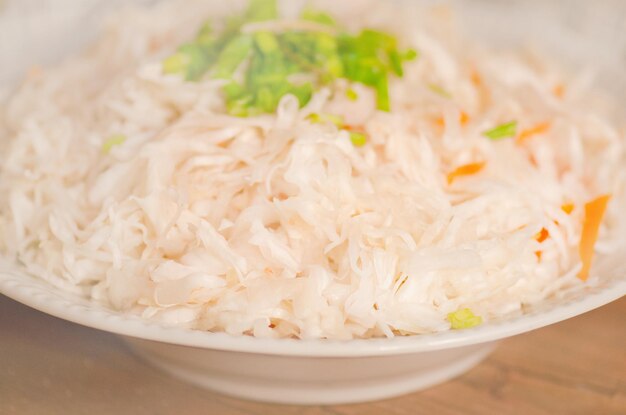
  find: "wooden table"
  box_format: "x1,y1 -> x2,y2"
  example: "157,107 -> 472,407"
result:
0,296 -> 624,415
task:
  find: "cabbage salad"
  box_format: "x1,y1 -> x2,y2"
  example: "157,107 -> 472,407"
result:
0,0 -> 624,339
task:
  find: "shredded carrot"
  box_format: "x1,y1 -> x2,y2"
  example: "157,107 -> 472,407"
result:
561,203 -> 575,215
460,111 -> 470,125
553,84 -> 565,98
435,111 -> 470,128
470,69 -> 482,87
578,195 -> 611,281
344,124 -> 364,132
516,122 -> 551,145
447,162 -> 486,185
535,251 -> 543,261
535,227 -> 550,243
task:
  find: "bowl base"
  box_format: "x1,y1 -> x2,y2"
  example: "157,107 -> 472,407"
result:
123,337 -> 497,405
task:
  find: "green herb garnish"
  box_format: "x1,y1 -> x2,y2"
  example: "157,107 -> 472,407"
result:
484,121 -> 518,140
162,53 -> 190,76
102,134 -> 127,154
301,8 -> 336,26
214,35 -> 254,79
161,0 -> 417,117
447,308 -> 483,330
428,83 -> 452,99
346,88 -> 359,101
307,112 -> 344,127
246,0 -> 278,21
349,131 -> 367,147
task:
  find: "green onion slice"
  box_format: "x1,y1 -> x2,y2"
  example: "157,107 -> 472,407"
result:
447,308 -> 483,330
483,121 -> 518,140
349,131 -> 367,147
102,134 -> 127,154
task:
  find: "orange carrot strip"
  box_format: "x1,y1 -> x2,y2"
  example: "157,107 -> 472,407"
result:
535,251 -> 543,261
447,162 -> 486,185
553,84 -> 565,98
516,122 -> 551,145
561,203 -> 575,215
460,111 -> 470,125
535,227 -> 550,243
435,111 -> 470,128
578,195 -> 611,281
471,70 -> 482,87
344,124 -> 364,132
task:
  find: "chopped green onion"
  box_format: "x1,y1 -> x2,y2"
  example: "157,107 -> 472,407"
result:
162,53 -> 190,75
323,55 -> 344,79
447,308 -> 483,330
360,29 -> 397,51
246,0 -> 278,22
307,113 -> 322,123
223,82 -> 246,100
388,49 -> 404,76
428,83 -> 452,98
161,0 -> 416,116
483,121 -> 518,140
102,134 -> 127,154
214,35 -> 253,79
197,22 -> 212,38
301,8 -> 336,26
307,112 -> 344,127
346,88 -> 358,101
177,43 -> 211,81
375,77 -> 390,111
349,131 -> 367,147
404,48 -> 419,61
254,31 -> 280,55
195,22 -> 215,48
289,82 -> 314,107
255,86 -> 275,112
196,35 -> 217,51
227,94 -> 254,117
315,34 -> 338,55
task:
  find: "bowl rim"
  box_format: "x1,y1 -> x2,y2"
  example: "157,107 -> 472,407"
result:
1,266 -> 624,357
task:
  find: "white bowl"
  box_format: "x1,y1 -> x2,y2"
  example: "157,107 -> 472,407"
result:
1,0 -> 626,406
1,254 -> 625,404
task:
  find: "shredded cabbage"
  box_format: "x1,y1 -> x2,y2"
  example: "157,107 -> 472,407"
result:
0,0 -> 624,339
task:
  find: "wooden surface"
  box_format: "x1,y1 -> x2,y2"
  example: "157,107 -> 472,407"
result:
0,296 -> 624,415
